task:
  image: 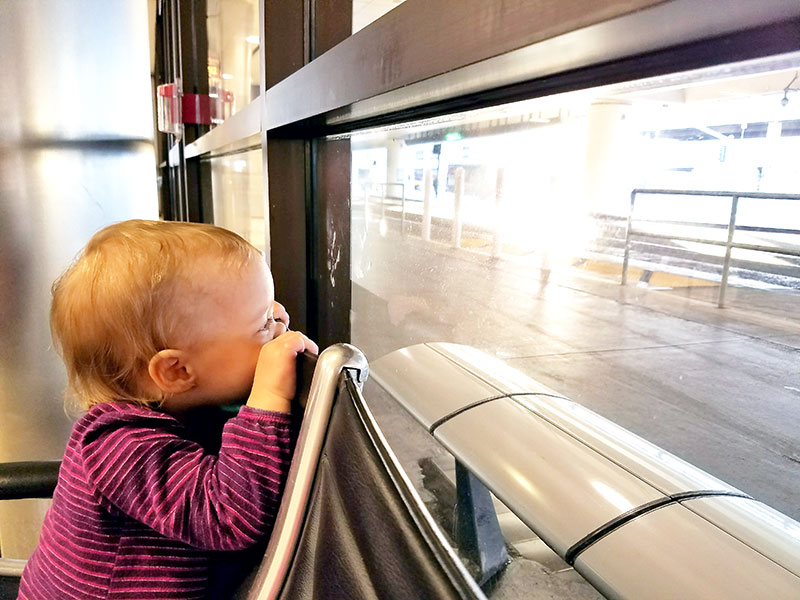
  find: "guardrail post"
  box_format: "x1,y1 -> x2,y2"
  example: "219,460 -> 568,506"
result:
621,189 -> 636,285
492,168 -> 505,258
422,169 -> 433,241
399,183 -> 407,238
454,461 -> 509,585
719,194 -> 739,308
363,183 -> 371,224
452,166 -> 464,248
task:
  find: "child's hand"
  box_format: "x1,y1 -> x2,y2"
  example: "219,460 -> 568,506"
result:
246,331 -> 318,413
271,301 -> 290,338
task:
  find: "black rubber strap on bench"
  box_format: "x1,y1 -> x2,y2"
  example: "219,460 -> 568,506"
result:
564,490 -> 753,565
428,392 -> 570,434
0,461 -> 61,500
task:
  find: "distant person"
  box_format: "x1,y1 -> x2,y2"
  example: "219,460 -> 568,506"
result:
18,220 -> 317,600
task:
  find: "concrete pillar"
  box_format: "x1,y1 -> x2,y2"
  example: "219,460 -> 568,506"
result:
386,139 -> 405,186
761,121 -> 783,191
451,166 -> 465,247
766,121 -> 783,138
584,100 -> 637,217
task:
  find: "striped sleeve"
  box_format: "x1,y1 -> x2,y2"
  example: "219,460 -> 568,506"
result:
78,404 -> 293,551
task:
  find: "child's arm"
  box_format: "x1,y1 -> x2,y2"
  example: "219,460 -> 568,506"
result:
78,404 -> 293,551
78,331 -> 317,551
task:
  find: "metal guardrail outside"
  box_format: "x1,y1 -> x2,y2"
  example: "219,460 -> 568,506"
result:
621,188 -> 800,307
363,181 -> 408,237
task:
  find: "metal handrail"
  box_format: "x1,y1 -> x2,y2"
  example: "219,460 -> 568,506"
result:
0,558 -> 26,578
363,181 -> 408,237
621,188 -> 800,307
246,343 -> 368,600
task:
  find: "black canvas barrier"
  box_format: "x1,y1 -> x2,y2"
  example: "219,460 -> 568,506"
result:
243,375 -> 483,600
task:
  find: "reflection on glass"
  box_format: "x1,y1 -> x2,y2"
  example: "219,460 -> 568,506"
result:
208,149 -> 265,251
206,0 -> 260,125
351,53 -> 800,525
352,0 -> 407,34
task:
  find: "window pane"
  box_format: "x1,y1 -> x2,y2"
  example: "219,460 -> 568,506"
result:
351,51 -> 800,531
206,0 -> 260,126
207,148 -> 265,251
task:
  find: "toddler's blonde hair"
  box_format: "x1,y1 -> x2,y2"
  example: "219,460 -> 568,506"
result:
51,220 -> 262,412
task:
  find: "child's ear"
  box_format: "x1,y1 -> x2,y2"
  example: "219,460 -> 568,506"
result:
148,349 -> 196,394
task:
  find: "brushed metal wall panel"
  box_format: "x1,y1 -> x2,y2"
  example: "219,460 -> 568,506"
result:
0,0 -> 157,560
0,0 -> 154,143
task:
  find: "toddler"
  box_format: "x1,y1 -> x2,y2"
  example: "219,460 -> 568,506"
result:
18,220 -> 317,599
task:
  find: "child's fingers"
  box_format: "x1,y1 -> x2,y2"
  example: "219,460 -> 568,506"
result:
297,332 -> 318,355
272,330 -> 318,356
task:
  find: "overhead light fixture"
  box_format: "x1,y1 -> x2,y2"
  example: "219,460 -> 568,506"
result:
246,35 -> 259,44
221,73 -> 233,80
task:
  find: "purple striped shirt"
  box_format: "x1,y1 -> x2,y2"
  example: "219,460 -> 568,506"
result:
18,402 -> 293,599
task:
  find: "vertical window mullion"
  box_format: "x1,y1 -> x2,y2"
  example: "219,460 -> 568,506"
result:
263,0 -> 312,334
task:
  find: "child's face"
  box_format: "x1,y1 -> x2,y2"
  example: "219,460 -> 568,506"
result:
161,257 -> 277,412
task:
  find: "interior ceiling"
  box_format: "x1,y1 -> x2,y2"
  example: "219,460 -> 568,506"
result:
350,53 -> 800,145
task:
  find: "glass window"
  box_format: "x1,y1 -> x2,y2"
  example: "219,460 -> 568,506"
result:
352,0 -> 408,34
206,0 -> 260,126
207,148 -> 265,251
352,52 -> 800,527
